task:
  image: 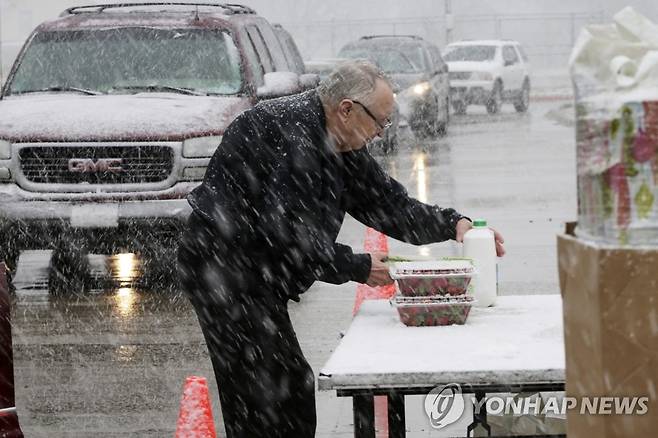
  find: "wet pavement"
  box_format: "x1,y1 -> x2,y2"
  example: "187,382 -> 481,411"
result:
8,99 -> 575,437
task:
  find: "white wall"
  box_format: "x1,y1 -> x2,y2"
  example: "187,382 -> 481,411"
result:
2,0 -> 658,78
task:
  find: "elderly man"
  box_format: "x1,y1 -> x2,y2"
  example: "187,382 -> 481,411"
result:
178,60 -> 504,437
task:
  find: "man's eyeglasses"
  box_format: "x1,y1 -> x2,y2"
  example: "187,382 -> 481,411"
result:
351,100 -> 392,130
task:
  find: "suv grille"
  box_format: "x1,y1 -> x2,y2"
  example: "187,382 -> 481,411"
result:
19,146 -> 174,184
449,72 -> 472,80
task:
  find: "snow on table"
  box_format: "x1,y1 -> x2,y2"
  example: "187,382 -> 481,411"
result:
319,295 -> 565,390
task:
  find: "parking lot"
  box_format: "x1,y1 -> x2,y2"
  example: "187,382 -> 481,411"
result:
8,97 -> 575,437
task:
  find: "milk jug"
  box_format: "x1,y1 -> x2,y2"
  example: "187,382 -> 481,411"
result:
463,219 -> 497,307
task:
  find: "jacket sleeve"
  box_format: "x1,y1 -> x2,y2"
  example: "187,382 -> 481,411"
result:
344,150 -> 468,245
315,243 -> 371,285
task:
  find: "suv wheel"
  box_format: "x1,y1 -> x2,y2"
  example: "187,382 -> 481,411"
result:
411,100 -> 437,140
418,96 -> 446,139
137,243 -> 179,291
452,100 -> 467,115
514,79 -> 530,113
48,238 -> 91,296
436,97 -> 449,137
486,81 -> 503,115
1,230 -> 21,294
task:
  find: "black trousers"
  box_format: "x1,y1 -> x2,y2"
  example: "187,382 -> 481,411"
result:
178,244 -> 317,438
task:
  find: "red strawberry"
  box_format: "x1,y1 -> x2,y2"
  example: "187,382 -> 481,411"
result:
433,277 -> 449,292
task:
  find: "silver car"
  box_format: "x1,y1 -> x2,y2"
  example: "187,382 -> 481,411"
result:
339,35 -> 451,141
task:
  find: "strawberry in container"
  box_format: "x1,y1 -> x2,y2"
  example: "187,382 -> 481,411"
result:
388,259 -> 477,326
389,260 -> 475,297
392,295 -> 476,326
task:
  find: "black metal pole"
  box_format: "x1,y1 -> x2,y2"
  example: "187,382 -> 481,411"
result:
387,392 -> 405,438
353,394 -> 375,438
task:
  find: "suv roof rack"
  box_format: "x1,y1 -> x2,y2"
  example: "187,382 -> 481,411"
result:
61,3 -> 256,17
360,35 -> 423,41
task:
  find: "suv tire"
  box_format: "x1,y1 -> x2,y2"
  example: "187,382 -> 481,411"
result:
417,96 -> 446,139
514,79 -> 531,113
452,100 -> 467,115
138,243 -> 180,291
436,97 -> 449,137
486,81 -> 503,115
48,238 -> 91,296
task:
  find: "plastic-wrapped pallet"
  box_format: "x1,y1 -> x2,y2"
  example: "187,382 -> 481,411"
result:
570,7 -> 658,245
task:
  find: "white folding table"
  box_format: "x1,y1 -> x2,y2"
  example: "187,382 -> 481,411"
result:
319,295 -> 566,438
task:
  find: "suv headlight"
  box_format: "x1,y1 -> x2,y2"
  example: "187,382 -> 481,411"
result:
412,82 -> 431,96
183,136 -> 222,158
0,140 -> 10,159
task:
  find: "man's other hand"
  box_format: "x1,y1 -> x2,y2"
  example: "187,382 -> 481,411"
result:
366,251 -> 394,287
455,218 -> 506,257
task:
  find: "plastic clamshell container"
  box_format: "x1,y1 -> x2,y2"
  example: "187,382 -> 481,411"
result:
392,295 -> 476,326
390,260 -> 475,296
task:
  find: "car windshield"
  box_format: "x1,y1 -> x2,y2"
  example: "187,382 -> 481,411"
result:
338,43 -> 426,74
7,27 -> 243,96
443,45 -> 497,62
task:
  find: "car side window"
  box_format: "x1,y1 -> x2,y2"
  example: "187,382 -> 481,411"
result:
276,30 -> 305,74
503,46 -> 519,65
255,23 -> 290,72
238,29 -> 265,87
515,45 -> 529,63
246,25 -> 274,73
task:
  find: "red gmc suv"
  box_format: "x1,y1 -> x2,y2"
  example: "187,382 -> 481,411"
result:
0,3 -> 317,288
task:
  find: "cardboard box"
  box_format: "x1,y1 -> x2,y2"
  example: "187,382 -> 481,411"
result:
558,224 -> 658,437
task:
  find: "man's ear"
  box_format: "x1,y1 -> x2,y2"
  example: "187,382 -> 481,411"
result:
338,99 -> 352,122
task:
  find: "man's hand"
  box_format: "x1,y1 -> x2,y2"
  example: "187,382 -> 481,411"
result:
455,218 -> 506,257
455,218 -> 473,243
365,251 -> 394,287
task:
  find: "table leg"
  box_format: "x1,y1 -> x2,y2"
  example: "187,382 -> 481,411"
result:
387,392 -> 405,438
353,394 -> 375,438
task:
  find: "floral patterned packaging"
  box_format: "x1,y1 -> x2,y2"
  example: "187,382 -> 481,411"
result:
570,7 -> 658,245
576,98 -> 658,245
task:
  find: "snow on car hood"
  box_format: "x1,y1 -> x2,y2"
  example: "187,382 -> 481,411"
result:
446,61 -> 497,73
0,93 -> 252,142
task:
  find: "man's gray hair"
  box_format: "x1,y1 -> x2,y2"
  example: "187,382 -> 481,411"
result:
317,60 -> 391,108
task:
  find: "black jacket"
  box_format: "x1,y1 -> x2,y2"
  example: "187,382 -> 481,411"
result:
185,90 -> 466,300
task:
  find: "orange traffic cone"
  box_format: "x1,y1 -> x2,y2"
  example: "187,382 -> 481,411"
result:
175,376 -> 217,438
353,228 -> 396,315
363,227 -> 389,252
